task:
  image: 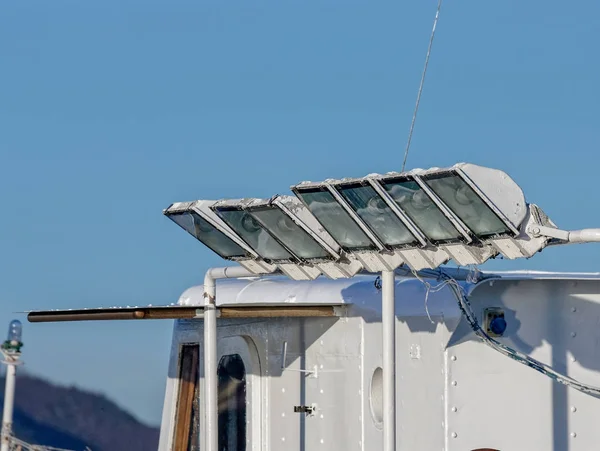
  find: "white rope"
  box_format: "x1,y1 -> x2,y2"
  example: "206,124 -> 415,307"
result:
401,0 -> 444,172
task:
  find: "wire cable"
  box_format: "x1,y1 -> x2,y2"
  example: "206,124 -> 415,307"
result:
401,0 -> 444,172
434,270 -> 600,398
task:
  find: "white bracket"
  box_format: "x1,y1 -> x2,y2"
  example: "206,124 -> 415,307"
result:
280,341 -> 318,378
529,225 -> 600,243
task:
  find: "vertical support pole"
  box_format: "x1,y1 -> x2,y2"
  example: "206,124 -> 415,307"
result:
1,362 -> 17,451
204,275 -> 218,451
201,266 -> 278,451
382,270 -> 396,451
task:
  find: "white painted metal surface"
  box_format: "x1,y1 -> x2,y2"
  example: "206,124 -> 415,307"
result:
1,364 -> 16,451
158,270 -> 600,451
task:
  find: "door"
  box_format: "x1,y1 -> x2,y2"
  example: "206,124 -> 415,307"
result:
217,336 -> 261,451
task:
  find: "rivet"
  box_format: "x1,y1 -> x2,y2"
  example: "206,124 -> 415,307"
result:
451,432 -> 457,438
452,380 -> 458,386
282,388 -> 286,393
451,355 -> 457,361
320,389 -> 324,394
571,357 -> 577,362
571,307 -> 577,313
281,413 -> 285,417
571,406 -> 577,413
282,437 -> 286,442
320,414 -> 324,419
358,441 -> 362,446
320,340 -> 324,345
320,364 -> 324,369
571,332 -> 577,338
320,439 -> 324,444
571,432 -> 577,438
451,407 -> 457,412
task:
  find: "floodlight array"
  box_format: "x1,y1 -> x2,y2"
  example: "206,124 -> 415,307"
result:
164,163 -> 557,280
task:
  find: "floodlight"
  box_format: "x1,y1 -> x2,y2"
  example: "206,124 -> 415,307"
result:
165,162 -> 582,276
421,173 -> 513,237
335,183 -> 420,247
378,178 -> 466,242
163,201 -> 276,275
293,181 -> 450,272
211,197 -> 362,280
291,187 -> 380,251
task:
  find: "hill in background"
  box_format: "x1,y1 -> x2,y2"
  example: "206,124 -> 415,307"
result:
0,372 -> 160,451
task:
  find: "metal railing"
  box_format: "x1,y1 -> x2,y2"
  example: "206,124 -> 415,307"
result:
7,437 -> 90,451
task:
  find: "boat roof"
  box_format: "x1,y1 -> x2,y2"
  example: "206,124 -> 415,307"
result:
176,268 -> 600,308
25,268 -> 600,324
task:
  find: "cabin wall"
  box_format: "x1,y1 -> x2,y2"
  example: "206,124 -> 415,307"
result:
159,277 -> 600,451
158,313 -> 367,451
446,278 -> 600,451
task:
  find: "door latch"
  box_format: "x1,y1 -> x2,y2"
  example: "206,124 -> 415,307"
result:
294,404 -> 317,416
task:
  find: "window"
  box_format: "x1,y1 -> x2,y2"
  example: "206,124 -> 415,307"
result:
218,354 -> 247,451
173,344 -> 200,451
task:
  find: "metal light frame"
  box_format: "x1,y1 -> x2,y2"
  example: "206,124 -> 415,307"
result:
163,200 -> 277,275
165,163 -> 571,277
210,196 -> 362,280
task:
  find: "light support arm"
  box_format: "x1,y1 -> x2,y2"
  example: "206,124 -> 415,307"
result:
530,225 -> 600,244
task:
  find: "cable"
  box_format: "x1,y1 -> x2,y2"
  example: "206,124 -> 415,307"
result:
401,0 -> 444,172
433,271 -> 600,399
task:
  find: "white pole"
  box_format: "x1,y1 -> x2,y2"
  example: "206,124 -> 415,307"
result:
203,266 -> 268,451
203,272 -> 218,451
382,270 -> 396,451
1,361 -> 17,451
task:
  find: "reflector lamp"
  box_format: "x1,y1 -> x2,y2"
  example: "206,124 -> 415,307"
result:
164,201 -> 276,275
211,196 -> 362,280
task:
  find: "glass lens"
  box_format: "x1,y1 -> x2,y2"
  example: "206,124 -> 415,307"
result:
249,207 -> 330,259
424,174 -> 511,236
216,209 -> 294,261
337,184 -> 416,246
168,212 -> 249,258
296,188 -> 376,250
381,180 -> 462,242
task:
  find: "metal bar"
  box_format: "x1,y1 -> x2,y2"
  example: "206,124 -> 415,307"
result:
203,266 -> 274,451
27,307 -> 200,323
382,270 -> 396,451
220,306 -> 339,318
27,305 -> 342,323
1,362 -> 17,451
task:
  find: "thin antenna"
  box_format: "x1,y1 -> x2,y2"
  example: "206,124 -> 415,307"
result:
401,0 -> 444,172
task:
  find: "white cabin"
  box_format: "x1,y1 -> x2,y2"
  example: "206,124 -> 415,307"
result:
155,270 -> 600,451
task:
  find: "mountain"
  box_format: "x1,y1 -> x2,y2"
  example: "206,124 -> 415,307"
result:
0,372 -> 160,451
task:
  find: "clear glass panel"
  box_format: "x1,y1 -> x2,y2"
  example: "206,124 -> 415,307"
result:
249,207 -> 330,259
216,209 -> 294,261
296,189 -> 376,250
168,212 -> 248,258
337,184 -> 416,246
218,354 -> 247,451
424,174 -> 511,236
381,180 -> 462,242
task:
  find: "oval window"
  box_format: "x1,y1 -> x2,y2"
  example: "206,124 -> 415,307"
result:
370,367 -> 383,426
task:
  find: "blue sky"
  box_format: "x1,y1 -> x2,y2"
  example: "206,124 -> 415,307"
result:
1,0 -> 599,426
